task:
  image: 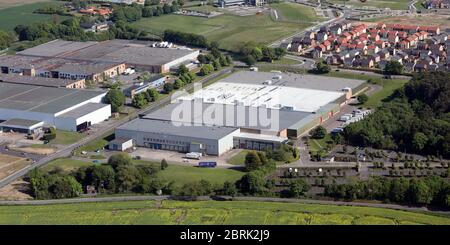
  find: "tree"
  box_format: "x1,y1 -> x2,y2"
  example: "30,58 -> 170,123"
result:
163,83 -> 174,93
412,132 -> 428,151
310,126 -> 327,139
105,89 -> 125,113
199,64 -> 214,76
289,179 -> 310,197
212,59 -> 221,70
173,79 -> 184,89
315,61 -> 330,74
221,181 -> 237,196
178,64 -> 189,75
161,159 -> 168,170
245,151 -> 262,171
90,165 -> 115,192
357,93 -> 369,104
177,0 -> 185,7
242,55 -> 257,66
49,176 -> 83,199
238,171 -> 265,194
146,88 -> 159,102
115,165 -> 141,192
407,179 -> 432,205
132,93 -> 148,108
384,60 -> 404,75
197,54 -> 208,64
108,153 -> 133,170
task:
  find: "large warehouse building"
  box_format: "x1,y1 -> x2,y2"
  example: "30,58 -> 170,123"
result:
0,83 -> 111,132
115,71 -> 365,156
15,39 -> 200,74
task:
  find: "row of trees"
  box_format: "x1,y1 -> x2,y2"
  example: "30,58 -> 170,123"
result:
111,2 -> 181,23
164,29 -> 209,48
343,72 -> 450,158
324,176 -> 450,208
238,41 -> 286,66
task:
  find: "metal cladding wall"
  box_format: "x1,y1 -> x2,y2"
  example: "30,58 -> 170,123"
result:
115,127 -> 235,156
54,104 -> 111,131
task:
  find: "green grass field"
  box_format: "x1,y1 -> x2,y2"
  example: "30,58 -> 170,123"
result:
132,13 -> 309,51
329,0 -> 410,10
0,1 -> 66,31
227,150 -> 251,165
41,158 -> 93,173
323,71 -> 409,108
135,161 -> 244,186
0,200 -> 448,224
363,78 -> 408,108
270,2 -> 323,23
51,130 -> 84,145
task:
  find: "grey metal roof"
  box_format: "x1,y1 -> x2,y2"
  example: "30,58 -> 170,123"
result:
0,118 -> 43,128
0,83 -> 106,114
117,118 -> 239,140
17,39 -> 198,67
143,101 -> 312,132
0,73 -> 79,88
57,103 -> 110,118
17,40 -> 98,57
109,137 -> 133,145
215,71 -> 365,92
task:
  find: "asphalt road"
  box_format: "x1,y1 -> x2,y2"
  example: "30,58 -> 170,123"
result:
0,68 -> 233,189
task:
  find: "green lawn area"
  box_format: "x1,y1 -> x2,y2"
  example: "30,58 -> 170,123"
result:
323,71 -> 410,108
135,161 -> 244,186
227,150 -> 251,165
41,158 -> 93,173
75,138 -> 109,155
1,200 -> 449,224
51,130 -> 84,145
132,13 -> 309,51
0,1 -> 67,31
270,2 -> 323,23
329,0 -> 410,10
363,79 -> 409,108
308,134 -> 333,156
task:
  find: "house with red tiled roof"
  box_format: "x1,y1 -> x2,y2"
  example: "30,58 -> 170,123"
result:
323,40 -> 332,50
375,40 -> 386,48
367,45 -> 379,55
399,40 -> 410,49
377,23 -> 386,30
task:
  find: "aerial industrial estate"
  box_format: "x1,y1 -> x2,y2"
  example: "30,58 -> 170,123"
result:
0,0 -> 449,228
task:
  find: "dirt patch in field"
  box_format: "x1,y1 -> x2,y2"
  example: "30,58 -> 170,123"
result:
8,145 -> 56,155
0,153 -> 32,180
0,180 -> 32,200
367,14 -> 450,28
0,0 -> 51,10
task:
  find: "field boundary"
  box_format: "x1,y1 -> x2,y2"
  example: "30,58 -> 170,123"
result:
1,195 -> 449,216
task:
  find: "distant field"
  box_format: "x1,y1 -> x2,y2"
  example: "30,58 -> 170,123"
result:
0,200 -> 449,224
132,13 -> 309,51
0,153 -> 31,180
0,0 -> 50,10
323,71 -> 409,108
364,15 -> 450,28
270,2 -> 323,23
0,1 -> 66,31
329,0 -> 410,10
